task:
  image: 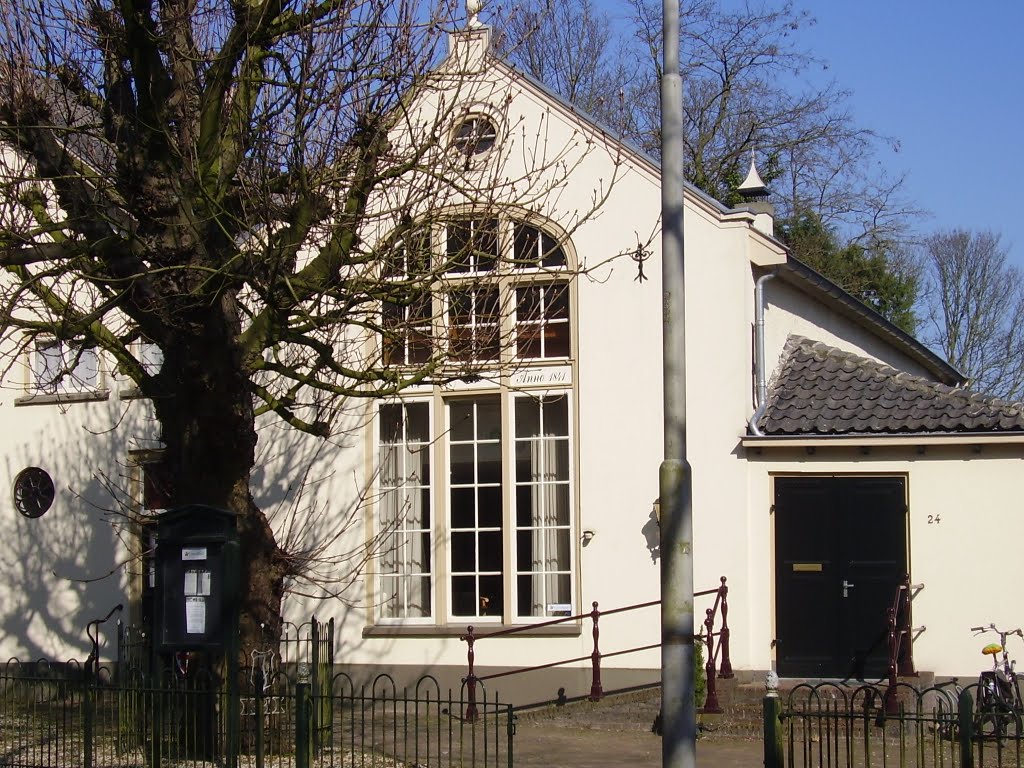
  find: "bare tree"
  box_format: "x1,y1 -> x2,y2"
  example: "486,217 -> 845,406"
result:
494,0 -> 923,321
919,229 -> 1024,400
0,0 -> 623,650
490,0 -> 636,132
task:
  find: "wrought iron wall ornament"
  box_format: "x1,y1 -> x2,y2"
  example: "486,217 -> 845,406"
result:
632,244 -> 652,282
13,466 -> 55,518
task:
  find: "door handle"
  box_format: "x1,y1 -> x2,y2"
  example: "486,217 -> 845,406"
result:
842,579 -> 855,598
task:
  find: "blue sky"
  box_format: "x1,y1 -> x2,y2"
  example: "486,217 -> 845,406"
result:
789,2 -> 1023,268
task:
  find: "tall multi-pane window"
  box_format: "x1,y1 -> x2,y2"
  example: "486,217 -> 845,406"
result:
449,397 -> 504,618
374,213 -> 576,626
379,403 -> 433,619
514,395 -> 572,617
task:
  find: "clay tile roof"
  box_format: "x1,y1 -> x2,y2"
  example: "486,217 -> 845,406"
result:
759,336 -> 1024,436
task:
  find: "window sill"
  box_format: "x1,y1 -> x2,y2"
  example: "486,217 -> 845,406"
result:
15,390 -> 111,406
363,623 -> 582,639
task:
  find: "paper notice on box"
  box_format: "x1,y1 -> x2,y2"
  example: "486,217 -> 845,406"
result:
184,569 -> 212,596
185,597 -> 206,634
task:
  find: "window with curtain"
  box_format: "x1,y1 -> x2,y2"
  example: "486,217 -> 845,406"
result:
514,394 -> 572,617
379,402 -> 433,619
32,339 -> 100,394
373,213 -> 576,626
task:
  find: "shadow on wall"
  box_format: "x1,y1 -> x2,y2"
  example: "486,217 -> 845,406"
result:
0,402 -> 133,662
642,510 -> 660,562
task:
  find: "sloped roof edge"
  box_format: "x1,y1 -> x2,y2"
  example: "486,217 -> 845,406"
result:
776,259 -> 964,386
437,30 -> 741,221
439,31 -> 958,386
759,335 -> 1022,437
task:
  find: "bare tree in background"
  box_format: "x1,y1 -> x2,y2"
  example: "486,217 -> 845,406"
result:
919,229 -> 1024,400
492,0 -> 923,328
0,0 -> 622,650
491,0 -> 635,131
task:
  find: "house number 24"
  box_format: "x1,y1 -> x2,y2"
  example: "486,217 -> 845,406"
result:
927,514 -> 941,525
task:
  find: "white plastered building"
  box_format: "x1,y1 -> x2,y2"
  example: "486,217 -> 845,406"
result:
2,24 -> 1022,703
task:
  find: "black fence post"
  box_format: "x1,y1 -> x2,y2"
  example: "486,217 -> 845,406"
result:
958,688 -> 974,768
83,662 -> 94,768
254,668 -> 265,768
763,674 -> 784,768
296,668 -> 312,768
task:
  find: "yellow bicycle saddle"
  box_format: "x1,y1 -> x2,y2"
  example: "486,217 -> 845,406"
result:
982,643 -> 1004,656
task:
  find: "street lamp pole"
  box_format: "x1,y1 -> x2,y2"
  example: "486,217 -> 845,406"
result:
660,0 -> 695,764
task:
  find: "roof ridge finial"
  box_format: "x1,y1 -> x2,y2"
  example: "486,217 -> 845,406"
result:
467,0 -> 483,28
738,148 -> 766,193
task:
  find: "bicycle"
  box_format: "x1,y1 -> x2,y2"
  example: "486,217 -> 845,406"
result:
970,623 -> 1024,741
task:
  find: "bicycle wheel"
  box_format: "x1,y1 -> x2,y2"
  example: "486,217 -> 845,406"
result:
974,705 -> 1021,742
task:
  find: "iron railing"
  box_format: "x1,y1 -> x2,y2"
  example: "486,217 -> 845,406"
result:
0,660 -> 513,768
460,576 -> 732,718
765,679 -> 1024,768
886,575 -> 925,712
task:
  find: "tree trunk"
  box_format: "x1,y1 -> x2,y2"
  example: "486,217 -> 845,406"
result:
149,304 -> 288,656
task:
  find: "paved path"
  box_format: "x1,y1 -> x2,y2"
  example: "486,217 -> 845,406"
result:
514,722 -> 762,767
512,690 -> 763,767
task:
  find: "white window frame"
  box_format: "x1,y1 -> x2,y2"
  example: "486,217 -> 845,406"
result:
375,399 -> 436,624
31,338 -> 101,394
380,217 -> 573,370
514,281 -> 571,361
511,392 -> 574,619
446,394 -> 505,623
372,214 -> 577,627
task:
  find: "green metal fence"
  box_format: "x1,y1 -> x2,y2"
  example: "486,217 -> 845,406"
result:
764,680 -> 1023,768
0,653 -> 513,768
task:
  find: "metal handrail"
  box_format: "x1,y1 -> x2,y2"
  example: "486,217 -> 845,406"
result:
460,576 -> 731,719
885,575 -> 924,713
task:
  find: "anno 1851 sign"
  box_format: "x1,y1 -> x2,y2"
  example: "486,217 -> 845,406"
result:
509,366 -> 572,388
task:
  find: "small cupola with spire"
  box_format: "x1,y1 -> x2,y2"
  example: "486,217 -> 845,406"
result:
735,150 -> 775,236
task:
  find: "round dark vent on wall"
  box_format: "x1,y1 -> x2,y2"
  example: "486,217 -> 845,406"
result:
13,467 -> 55,518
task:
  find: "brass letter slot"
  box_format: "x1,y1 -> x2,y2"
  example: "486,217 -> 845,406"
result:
792,563 -> 823,572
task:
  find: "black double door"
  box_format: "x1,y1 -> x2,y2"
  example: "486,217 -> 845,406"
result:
774,476 -> 907,680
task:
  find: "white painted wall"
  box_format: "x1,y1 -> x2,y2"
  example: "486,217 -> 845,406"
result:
744,444 -> 1024,677
0,27 -> 1018,690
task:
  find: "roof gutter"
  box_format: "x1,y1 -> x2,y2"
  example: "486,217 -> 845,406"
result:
742,432 -> 1024,449
748,272 -> 776,437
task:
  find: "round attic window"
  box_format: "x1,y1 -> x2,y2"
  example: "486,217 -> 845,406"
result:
13,466 -> 55,519
452,116 -> 497,160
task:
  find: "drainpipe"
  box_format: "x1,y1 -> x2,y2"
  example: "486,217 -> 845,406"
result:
748,272 -> 776,437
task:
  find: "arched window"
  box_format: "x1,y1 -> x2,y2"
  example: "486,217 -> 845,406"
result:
375,215 -> 577,626
380,217 -> 572,367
